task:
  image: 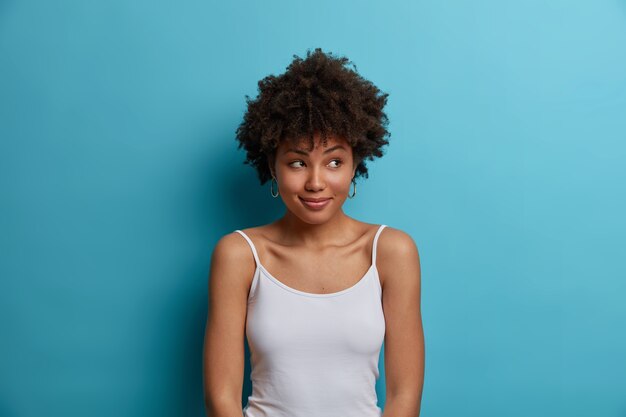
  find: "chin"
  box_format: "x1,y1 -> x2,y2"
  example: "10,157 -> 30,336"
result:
300,216 -> 331,225
289,207 -> 334,224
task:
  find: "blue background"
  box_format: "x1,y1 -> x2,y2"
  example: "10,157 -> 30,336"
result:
1,1 -> 625,416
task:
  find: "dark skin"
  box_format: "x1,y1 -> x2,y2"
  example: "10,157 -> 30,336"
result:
202,133 -> 425,416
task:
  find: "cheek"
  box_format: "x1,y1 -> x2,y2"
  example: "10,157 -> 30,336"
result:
278,174 -> 301,191
328,175 -> 350,190
323,173 -> 353,196
276,168 -> 352,192
280,173 -> 302,189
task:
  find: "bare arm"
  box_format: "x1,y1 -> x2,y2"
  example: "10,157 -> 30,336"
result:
202,232 -> 255,416
379,228 -> 425,417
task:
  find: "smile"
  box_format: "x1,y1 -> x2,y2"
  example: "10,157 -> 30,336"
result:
299,197 -> 331,210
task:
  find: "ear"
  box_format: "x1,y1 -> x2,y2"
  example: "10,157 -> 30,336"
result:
267,155 -> 276,178
351,158 -> 358,179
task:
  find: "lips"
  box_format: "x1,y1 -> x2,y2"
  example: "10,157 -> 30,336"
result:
300,197 -> 331,202
299,197 -> 332,210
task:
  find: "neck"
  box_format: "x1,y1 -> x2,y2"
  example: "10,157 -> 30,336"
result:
276,209 -> 355,248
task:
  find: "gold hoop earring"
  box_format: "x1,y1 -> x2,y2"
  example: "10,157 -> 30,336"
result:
270,176 -> 280,198
348,178 -> 357,199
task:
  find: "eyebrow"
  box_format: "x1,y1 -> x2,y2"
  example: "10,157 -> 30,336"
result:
284,145 -> 347,155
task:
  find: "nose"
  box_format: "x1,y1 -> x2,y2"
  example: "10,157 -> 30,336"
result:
305,166 -> 325,191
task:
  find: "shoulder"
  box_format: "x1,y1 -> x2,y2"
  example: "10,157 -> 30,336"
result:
213,230 -> 254,262
377,225 -> 419,261
376,225 -> 421,290
209,230 -> 258,293
213,225 -> 268,256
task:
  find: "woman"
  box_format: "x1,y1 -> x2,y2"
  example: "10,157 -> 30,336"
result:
203,48 -> 424,417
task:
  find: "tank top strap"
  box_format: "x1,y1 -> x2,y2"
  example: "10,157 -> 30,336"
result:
372,224 -> 387,267
234,230 -> 261,268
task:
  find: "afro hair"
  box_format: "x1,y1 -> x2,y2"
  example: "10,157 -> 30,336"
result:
235,47 -> 390,185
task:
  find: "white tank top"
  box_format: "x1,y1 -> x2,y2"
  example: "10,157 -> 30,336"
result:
234,224 -> 387,417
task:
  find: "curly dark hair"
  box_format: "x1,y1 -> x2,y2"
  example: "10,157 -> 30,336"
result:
235,47 -> 391,185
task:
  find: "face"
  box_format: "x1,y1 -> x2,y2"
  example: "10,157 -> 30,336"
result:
270,133 -> 358,224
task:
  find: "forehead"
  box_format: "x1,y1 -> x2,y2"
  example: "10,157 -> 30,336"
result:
278,133 -> 351,153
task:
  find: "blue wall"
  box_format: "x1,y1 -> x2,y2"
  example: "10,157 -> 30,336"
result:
1,1 -> 625,416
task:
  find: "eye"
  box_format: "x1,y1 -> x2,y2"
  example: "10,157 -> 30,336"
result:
329,159 -> 343,168
288,160 -> 305,168
287,159 -> 343,169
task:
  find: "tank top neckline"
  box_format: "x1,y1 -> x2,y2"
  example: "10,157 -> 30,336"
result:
258,262 -> 377,298
235,224 -> 387,299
